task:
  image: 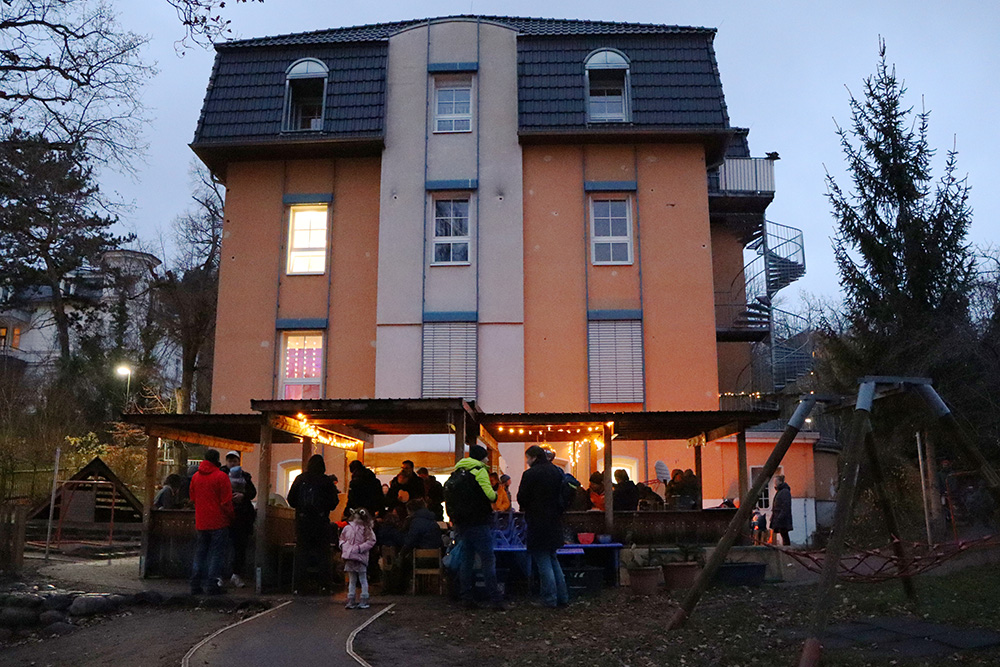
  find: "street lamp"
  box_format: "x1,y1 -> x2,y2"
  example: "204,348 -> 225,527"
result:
116,365 -> 132,409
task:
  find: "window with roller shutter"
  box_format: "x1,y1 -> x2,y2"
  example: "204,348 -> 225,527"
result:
422,322 -> 477,400
588,320 -> 644,403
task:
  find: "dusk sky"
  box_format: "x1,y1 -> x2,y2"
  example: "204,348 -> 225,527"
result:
103,1 -> 999,311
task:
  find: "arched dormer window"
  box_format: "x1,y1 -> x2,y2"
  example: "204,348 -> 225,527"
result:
284,58 -> 328,132
585,49 -> 630,123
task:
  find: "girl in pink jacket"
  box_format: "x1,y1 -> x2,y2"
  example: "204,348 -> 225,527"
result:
339,508 -> 376,608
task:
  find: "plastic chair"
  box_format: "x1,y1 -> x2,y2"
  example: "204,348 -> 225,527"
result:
412,548 -> 444,594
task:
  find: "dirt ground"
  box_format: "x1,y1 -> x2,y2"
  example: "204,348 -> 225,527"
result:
0,606 -> 239,667
355,566 -> 1000,667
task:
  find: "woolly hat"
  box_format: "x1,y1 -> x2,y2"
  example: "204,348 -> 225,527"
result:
469,444 -> 488,461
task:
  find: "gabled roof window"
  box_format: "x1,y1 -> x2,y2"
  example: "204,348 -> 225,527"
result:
284,58 -> 328,132
585,49 -> 630,123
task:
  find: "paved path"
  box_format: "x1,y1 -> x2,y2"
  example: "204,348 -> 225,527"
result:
184,597 -> 384,667
786,617 -> 1000,659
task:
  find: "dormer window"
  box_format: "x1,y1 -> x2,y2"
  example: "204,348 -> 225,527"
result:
585,49 -> 630,123
284,58 -> 328,132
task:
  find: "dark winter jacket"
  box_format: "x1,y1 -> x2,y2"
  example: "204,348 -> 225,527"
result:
516,458 -> 566,551
346,466 -> 385,516
189,460 -> 234,531
613,480 -> 640,512
423,475 -> 445,521
401,508 -> 443,554
449,457 -> 496,527
769,482 -> 793,532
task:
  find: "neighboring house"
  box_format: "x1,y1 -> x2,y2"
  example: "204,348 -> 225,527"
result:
0,250 -> 181,391
193,16 -> 815,518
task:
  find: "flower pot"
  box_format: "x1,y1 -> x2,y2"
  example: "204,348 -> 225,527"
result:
627,566 -> 661,595
660,561 -> 701,589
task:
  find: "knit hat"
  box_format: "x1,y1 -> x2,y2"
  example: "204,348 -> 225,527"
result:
469,444 -> 488,461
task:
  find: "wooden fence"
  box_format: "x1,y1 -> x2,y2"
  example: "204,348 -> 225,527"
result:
0,502 -> 28,574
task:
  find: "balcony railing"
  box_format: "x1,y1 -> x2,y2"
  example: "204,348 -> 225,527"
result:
709,157 -> 776,194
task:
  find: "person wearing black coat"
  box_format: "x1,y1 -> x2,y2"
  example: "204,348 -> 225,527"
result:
612,469 -> 640,511
417,467 -> 445,521
516,445 -> 569,608
287,454 -> 340,592
769,475 -> 793,545
345,460 -> 385,517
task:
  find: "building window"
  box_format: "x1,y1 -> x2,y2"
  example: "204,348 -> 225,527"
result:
590,197 -> 633,264
432,199 -> 470,264
287,205 -> 328,275
750,465 -> 782,509
280,332 -> 323,400
434,78 -> 472,133
284,58 -> 328,132
422,322 -> 477,400
0,326 -> 19,349
588,320 -> 643,403
585,49 -> 630,123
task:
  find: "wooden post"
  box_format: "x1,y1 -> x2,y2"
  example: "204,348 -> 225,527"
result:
139,435 -> 158,578
301,437 -> 312,470
453,411 -> 464,465
254,418 -> 273,594
693,442 -> 703,509
797,385 -> 874,667
922,429 -> 943,535
737,428 -> 749,503
863,430 -> 917,602
603,423 -> 614,536
668,397 -> 817,630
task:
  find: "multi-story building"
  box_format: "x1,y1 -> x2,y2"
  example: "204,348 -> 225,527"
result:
193,16 -> 814,539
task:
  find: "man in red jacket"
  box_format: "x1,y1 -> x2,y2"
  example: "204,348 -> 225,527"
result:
189,449 -> 235,594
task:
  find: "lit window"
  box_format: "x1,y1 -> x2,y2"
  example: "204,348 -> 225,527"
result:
750,466 -> 782,509
0,327 -> 6,348
284,58 -> 328,132
434,80 -> 472,133
588,320 -> 643,403
432,199 -> 470,264
287,205 -> 328,275
585,50 -> 630,123
590,198 -> 633,264
10,327 -> 19,349
280,333 -> 323,400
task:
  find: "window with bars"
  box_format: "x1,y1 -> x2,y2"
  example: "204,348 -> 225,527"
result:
587,320 -> 644,403
422,322 -> 477,400
280,332 -> 323,399
434,81 -> 472,133
590,197 -> 633,264
432,199 -> 470,264
287,205 -> 328,275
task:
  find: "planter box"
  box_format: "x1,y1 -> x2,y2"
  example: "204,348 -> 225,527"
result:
714,562 -> 766,587
627,566 -> 661,595
661,561 -> 701,589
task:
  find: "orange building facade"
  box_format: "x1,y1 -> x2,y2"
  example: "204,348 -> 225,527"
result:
193,16 -> 817,542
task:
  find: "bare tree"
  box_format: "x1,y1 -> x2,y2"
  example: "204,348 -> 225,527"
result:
155,162 -> 223,413
1,0 -> 155,170
164,0 -> 262,48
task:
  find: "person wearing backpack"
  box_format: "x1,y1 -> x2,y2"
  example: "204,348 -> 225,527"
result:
445,444 -> 503,609
517,445 -> 569,608
287,454 -> 340,593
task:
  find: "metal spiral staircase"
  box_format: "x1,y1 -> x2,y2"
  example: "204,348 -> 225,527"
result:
717,220 -> 811,402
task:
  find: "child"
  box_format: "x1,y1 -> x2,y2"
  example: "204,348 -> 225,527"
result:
339,508 -> 377,609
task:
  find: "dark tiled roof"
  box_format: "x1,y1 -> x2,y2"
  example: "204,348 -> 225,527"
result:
518,33 -> 729,131
194,43 -> 387,145
221,16 -> 714,48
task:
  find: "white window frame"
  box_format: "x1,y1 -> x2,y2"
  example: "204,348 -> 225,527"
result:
585,49 -> 631,123
590,196 -> 634,265
283,58 -> 328,132
279,331 -> 324,400
587,319 -> 644,404
750,465 -> 783,509
286,204 -> 329,275
433,77 -> 473,133
430,197 -> 471,266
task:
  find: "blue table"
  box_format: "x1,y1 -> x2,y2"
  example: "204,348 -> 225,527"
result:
494,542 -> 623,586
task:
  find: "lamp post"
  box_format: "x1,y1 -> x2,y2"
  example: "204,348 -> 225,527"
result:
116,365 -> 132,409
